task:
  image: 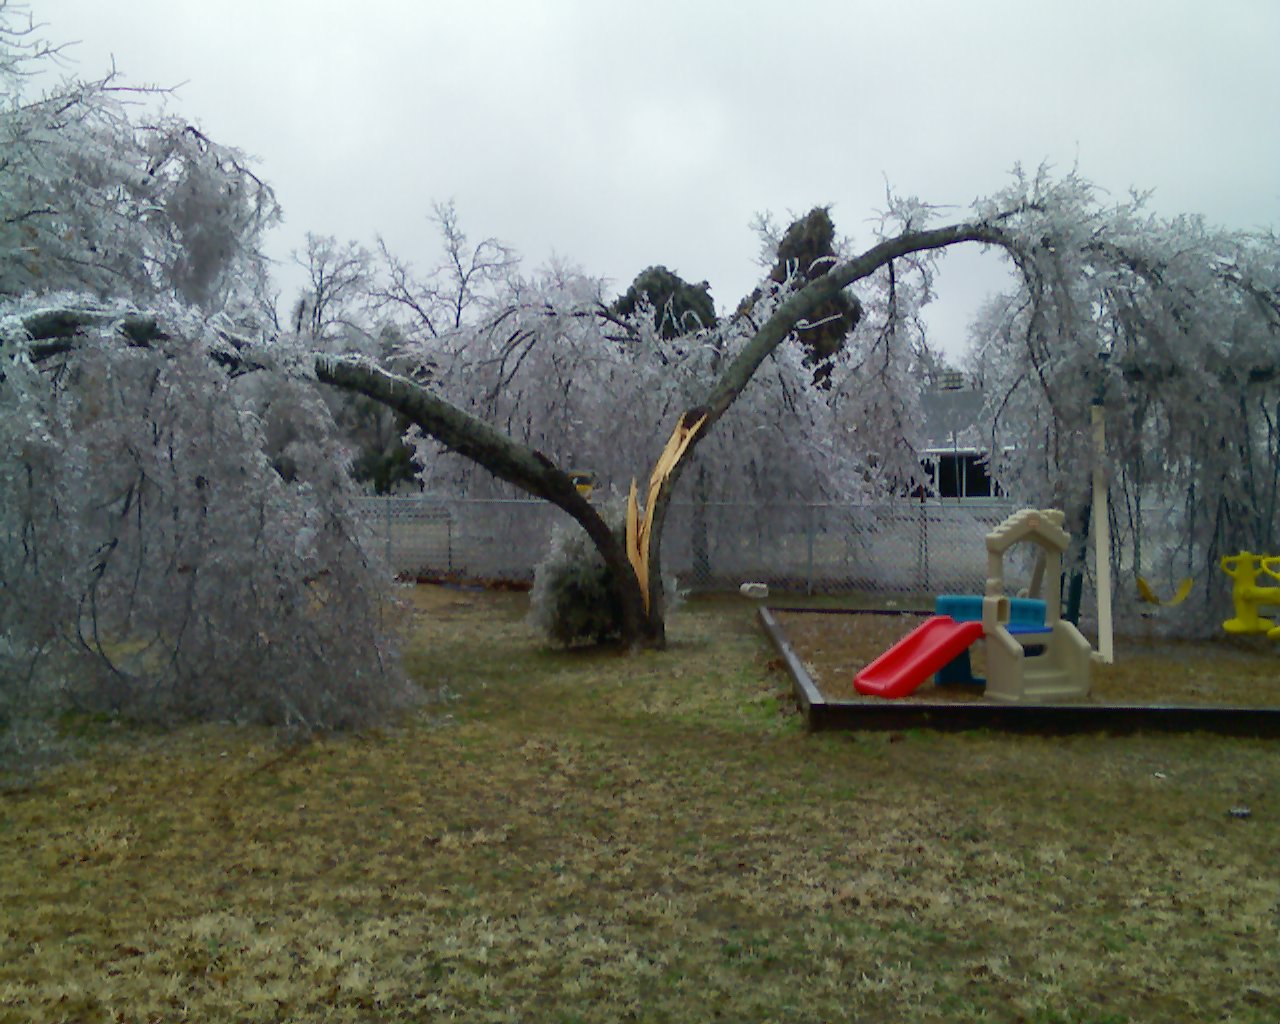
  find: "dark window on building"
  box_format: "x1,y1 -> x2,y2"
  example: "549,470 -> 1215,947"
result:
962,455 -> 993,497
925,452 -> 999,499
937,455 -> 961,497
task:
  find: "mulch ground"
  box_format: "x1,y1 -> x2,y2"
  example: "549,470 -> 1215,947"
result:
775,610 -> 1280,706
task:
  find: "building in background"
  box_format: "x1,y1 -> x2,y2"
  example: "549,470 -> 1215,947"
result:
919,371 -> 1001,501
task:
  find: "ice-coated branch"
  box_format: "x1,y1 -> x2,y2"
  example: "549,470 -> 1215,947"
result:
312,354 -> 655,644
640,219 -> 1011,619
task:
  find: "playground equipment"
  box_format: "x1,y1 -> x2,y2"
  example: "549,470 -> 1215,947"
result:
854,509 -> 1093,702
853,617 -> 985,698
980,510 -> 1093,701
1220,553 -> 1280,637
1090,403 -> 1115,663
933,595 -> 1049,688
1137,575 -> 1194,607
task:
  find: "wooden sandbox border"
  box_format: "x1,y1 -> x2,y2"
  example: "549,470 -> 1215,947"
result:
759,606 -> 1280,737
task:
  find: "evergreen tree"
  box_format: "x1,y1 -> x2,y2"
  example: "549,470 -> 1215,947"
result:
613,266 -> 716,339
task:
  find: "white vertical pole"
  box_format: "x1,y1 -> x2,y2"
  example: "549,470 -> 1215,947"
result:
1091,404 -> 1114,663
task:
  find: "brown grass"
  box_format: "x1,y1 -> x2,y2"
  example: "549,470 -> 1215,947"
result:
1,588 -> 1277,1023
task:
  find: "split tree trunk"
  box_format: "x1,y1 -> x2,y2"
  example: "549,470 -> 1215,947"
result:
639,221 -> 1009,630
314,358 -> 659,648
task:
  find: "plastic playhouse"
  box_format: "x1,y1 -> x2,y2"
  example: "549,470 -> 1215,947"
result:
854,508 -> 1093,702
1220,552 -> 1280,640
932,594 -> 1050,688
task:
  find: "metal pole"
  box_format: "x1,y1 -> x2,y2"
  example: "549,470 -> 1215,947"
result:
918,500 -> 930,592
805,504 -> 816,595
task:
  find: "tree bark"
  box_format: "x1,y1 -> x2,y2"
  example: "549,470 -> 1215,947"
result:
16,309 -> 658,645
313,357 -> 658,647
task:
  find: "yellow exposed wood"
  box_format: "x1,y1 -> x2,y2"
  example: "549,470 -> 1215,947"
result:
624,413 -> 708,614
626,478 -> 648,610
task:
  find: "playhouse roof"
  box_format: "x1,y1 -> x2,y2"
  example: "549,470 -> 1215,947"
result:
985,508 -> 1070,555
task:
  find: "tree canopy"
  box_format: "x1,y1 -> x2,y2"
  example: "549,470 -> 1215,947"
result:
613,265 -> 717,340
762,206 -> 862,372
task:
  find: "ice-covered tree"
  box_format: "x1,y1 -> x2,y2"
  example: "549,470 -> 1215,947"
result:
966,167 -> 1280,622
0,297 -> 417,740
286,234 -> 421,493
8,3 -> 1278,689
373,207 -> 925,511
0,7 -> 411,748
0,8 -> 278,314
313,175 -> 1279,643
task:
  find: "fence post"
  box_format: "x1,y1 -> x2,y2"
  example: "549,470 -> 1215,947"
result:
446,505 -> 453,573
805,503 -> 816,595
917,502 -> 930,592
384,497 -> 392,569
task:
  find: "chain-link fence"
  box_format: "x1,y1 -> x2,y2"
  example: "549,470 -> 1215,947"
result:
354,496 -> 1024,595
353,497 -> 556,583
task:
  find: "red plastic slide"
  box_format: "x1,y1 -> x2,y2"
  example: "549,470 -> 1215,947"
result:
854,616 -> 985,699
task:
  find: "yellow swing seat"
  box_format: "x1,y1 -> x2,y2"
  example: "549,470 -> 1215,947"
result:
1137,576 -> 1193,606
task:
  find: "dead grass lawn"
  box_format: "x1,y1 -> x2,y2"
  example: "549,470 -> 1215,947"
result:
1,588 -> 1277,1023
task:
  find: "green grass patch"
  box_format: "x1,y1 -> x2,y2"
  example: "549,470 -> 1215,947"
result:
1,586 -> 1277,1022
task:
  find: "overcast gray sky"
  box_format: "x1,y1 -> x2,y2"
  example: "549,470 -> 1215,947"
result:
39,0 -> 1280,358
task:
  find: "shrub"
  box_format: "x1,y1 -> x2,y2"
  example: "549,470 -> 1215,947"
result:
528,501 -> 681,647
528,508 -> 625,646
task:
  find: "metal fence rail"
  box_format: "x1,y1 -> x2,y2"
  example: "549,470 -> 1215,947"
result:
354,496 -> 1023,595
